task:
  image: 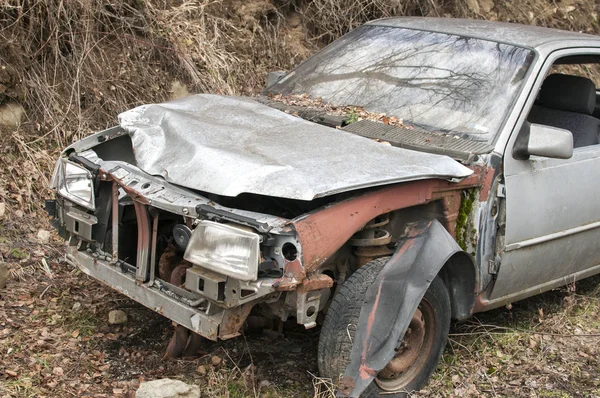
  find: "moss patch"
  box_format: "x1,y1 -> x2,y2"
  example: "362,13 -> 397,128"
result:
346,109 -> 359,124
9,247 -> 29,260
456,189 -> 477,251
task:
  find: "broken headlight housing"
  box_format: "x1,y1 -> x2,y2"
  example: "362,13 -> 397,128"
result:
55,159 -> 95,211
183,221 -> 260,281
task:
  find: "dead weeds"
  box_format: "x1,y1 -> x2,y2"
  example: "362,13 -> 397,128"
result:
420,280 -> 600,398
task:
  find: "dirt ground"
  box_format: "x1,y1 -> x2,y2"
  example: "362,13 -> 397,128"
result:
1,223 -> 600,397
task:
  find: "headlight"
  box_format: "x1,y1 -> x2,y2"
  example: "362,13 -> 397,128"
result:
183,221 -> 260,281
56,159 -> 95,211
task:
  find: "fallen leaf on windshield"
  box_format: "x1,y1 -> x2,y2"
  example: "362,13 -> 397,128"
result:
269,94 -> 412,129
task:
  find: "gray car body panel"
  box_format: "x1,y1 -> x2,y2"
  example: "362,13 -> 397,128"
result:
340,220 -> 467,397
369,17 -> 599,49
490,46 -> 600,301
117,94 -> 473,201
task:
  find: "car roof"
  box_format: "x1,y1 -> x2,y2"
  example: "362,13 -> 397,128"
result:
368,17 -> 600,49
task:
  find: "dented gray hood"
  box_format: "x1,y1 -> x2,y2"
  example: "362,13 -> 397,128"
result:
118,94 -> 472,201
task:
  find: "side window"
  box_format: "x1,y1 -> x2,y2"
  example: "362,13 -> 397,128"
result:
526,56 -> 600,148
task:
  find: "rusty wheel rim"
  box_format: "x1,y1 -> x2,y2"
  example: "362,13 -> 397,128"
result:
375,299 -> 436,392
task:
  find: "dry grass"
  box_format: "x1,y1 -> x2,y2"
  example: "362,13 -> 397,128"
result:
421,280 -> 600,397
3,1 -> 166,142
0,0 -> 306,151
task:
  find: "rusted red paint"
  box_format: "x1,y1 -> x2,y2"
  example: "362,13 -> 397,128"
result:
273,259 -> 305,291
440,192 -> 462,238
403,220 -> 432,240
356,239 -> 417,381
341,227 -> 424,396
170,264 -> 190,286
474,164 -> 497,202
132,200 -> 151,282
337,376 -> 356,396
102,169 -> 156,285
100,168 -> 150,205
360,281 -> 383,379
164,324 -> 189,359
293,180 -> 433,273
293,177 -> 482,273
472,287 -> 495,313
111,182 -> 119,262
355,245 -> 395,267
297,273 -> 334,293
182,332 -> 205,357
219,302 -> 254,339
358,364 -> 377,381
121,182 -> 151,205
150,213 -> 159,283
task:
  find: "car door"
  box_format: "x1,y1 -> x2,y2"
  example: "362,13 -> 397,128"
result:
490,48 -> 600,301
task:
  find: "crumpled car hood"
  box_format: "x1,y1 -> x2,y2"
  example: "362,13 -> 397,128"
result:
118,94 -> 473,201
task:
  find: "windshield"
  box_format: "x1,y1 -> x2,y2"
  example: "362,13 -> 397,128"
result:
268,25 -> 535,143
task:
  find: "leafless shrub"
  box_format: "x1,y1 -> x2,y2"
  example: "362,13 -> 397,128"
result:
1,1 -> 172,145
1,0 -> 599,142
0,0 -> 302,146
298,0 -> 441,42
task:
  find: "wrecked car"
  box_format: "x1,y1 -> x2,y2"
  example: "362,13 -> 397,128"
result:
47,17 -> 600,397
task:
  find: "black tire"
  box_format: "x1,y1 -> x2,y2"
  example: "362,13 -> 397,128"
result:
318,257 -> 451,397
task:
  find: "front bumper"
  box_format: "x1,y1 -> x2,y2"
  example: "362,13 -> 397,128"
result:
65,246 -> 252,340
50,156 -> 303,336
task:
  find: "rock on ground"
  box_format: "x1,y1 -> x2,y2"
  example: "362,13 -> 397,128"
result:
0,102 -> 25,127
108,309 -> 128,325
37,229 -> 51,244
136,379 -> 200,398
210,355 -> 222,366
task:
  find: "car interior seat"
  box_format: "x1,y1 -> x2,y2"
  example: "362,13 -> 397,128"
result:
527,73 -> 600,148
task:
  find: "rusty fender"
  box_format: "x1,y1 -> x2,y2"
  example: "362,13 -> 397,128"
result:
291,176 -> 482,274
338,219 -> 465,397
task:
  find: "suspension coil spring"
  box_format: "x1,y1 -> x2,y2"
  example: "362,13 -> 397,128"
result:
349,215 -> 395,266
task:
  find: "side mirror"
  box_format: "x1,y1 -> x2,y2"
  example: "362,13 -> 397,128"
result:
266,71 -> 287,88
513,123 -> 573,160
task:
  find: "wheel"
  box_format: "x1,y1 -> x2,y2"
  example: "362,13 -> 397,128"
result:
318,257 -> 451,397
